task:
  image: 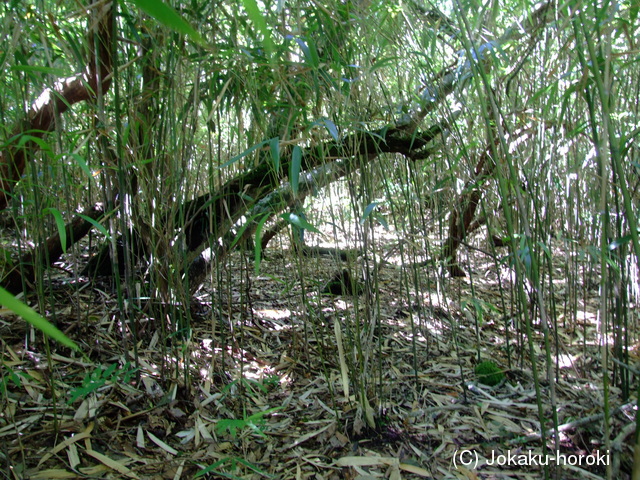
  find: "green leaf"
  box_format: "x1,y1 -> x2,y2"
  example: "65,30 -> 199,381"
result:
609,232 -> 638,250
194,458 -> 227,478
43,208 -> 67,253
281,212 -> 323,235
16,134 -> 53,153
320,117 -> 339,141
241,0 -> 275,57
294,37 -> 319,68
229,214 -> 261,250
220,138 -> 272,169
289,146 -> 302,195
128,0 -> 206,46
361,202 -> 378,222
360,202 -> 388,230
0,287 -> 80,351
269,137 -> 280,173
195,459 -> 242,479
10,65 -> 68,77
246,406 -> 281,422
77,214 -> 109,238
66,153 -> 93,179
370,56 -> 399,72
69,364 -> 119,403
234,457 -> 274,477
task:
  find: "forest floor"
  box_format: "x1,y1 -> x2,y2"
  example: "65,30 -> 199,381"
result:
0,221 -> 635,480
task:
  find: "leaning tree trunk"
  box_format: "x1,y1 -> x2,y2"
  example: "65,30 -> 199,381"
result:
442,140 -> 498,277
441,125 -> 542,276
0,3 -> 114,293
0,2 -> 554,294
81,123 -> 447,285
185,0 -> 551,285
0,3 -> 114,211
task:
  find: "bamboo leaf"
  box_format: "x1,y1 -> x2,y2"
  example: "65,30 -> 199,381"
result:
281,212 -> 323,235
269,137 -> 280,173
11,65 -> 68,76
370,56 -> 399,71
361,202 -> 378,222
66,153 -> 93,179
78,214 -> 109,238
16,134 -> 53,153
0,287 -> 80,351
294,37 -> 319,68
128,0 -> 206,46
43,207 -> 67,253
289,146 -> 302,195
220,139 -> 272,169
320,117 -> 339,141
241,0 -> 275,57
229,214 -> 262,250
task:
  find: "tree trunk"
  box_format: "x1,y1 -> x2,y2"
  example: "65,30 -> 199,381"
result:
3,204 -> 105,294
0,3 -> 113,211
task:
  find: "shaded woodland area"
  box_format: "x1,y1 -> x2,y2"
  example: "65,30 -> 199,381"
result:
1,0 -> 639,478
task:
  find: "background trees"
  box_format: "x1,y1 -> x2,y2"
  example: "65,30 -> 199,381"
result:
1,0 -> 639,478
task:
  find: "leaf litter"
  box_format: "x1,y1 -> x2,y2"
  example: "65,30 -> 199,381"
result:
0,225 -> 632,479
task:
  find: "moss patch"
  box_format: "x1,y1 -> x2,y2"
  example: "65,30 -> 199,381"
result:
475,361 -> 504,386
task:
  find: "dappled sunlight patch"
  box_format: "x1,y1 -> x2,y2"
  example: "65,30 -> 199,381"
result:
254,307 -> 291,321
555,353 -> 577,370
575,309 -> 598,324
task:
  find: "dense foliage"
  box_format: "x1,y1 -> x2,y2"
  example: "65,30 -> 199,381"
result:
1,0 -> 639,477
